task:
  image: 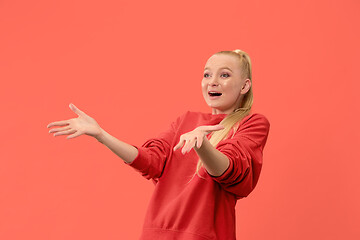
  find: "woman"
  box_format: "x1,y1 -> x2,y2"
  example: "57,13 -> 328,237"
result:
47,49 -> 270,239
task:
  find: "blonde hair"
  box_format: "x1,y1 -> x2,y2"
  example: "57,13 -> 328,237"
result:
194,49 -> 253,179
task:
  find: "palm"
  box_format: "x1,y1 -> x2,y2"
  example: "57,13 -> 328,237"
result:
47,103 -> 102,139
72,115 -> 101,137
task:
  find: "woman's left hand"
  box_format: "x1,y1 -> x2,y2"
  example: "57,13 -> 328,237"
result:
173,124 -> 225,155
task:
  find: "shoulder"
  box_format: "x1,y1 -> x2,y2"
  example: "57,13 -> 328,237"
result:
240,113 -> 270,128
234,113 -> 270,142
170,111 -> 194,126
236,112 -> 270,146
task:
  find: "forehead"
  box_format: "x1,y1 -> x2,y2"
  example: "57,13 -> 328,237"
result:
204,53 -> 240,71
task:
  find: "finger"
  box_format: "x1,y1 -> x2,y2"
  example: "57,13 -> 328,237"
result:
53,129 -> 76,137
67,131 -> 82,139
182,139 -> 193,154
203,124 -> 225,131
49,126 -> 71,133
173,139 -> 185,151
186,138 -> 197,153
201,124 -> 225,134
174,135 -> 186,151
47,121 -> 70,128
69,103 -> 87,117
196,134 -> 204,148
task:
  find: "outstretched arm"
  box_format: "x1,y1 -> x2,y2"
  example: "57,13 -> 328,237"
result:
96,129 -> 138,164
47,103 -> 138,164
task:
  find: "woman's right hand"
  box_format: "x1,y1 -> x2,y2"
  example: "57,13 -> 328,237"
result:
47,103 -> 103,140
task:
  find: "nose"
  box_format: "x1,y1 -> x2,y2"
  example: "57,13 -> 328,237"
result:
208,75 -> 219,86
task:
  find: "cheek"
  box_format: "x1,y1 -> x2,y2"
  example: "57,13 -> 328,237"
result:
223,82 -> 242,98
201,81 -> 207,91
201,81 -> 211,101
201,79 -> 206,86
224,79 -> 241,90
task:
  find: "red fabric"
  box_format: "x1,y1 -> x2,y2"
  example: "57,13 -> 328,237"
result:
125,111 -> 270,240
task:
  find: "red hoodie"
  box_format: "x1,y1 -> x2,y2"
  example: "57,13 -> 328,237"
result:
125,111 -> 270,240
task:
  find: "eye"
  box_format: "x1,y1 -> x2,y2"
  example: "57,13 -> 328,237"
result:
203,73 -> 210,78
221,73 -> 230,78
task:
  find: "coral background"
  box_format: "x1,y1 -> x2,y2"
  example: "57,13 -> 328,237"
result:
0,0 -> 359,239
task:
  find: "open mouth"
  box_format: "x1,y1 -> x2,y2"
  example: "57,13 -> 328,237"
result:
208,91 -> 222,97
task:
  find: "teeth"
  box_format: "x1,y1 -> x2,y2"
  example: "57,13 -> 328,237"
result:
209,92 -> 222,96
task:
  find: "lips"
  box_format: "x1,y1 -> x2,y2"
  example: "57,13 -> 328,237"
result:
208,91 -> 222,97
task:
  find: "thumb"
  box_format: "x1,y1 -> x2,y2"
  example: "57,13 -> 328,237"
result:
69,103 -> 86,117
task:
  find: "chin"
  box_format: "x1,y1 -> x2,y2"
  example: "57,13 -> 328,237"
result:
208,105 -> 223,112
207,101 -> 221,107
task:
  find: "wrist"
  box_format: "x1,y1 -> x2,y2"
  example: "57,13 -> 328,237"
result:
95,128 -> 107,143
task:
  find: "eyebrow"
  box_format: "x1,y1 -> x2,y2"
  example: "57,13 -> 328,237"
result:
204,67 -> 233,72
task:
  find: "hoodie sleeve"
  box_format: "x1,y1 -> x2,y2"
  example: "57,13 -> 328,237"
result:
124,113 -> 184,182
208,113 -> 270,199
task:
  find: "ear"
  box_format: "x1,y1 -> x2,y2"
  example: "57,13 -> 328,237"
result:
240,79 -> 252,94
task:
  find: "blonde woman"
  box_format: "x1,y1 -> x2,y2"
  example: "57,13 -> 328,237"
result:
47,49 -> 270,240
